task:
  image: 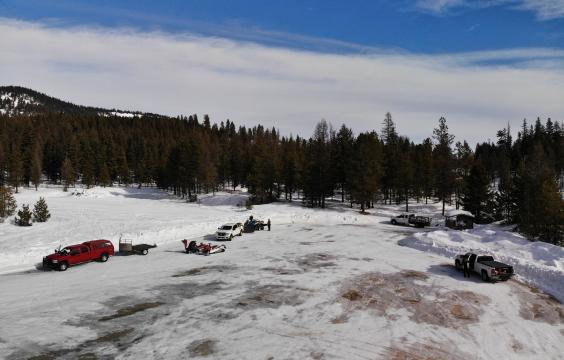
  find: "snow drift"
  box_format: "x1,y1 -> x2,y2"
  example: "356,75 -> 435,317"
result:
399,226 -> 564,302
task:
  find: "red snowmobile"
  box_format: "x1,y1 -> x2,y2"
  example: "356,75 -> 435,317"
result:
182,239 -> 226,255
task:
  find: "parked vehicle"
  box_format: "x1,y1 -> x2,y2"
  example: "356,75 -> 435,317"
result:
43,240 -> 114,271
454,252 -> 514,282
118,237 -> 157,255
216,223 -> 243,240
391,213 -> 414,226
243,218 -> 265,233
391,213 -> 431,228
182,240 -> 226,255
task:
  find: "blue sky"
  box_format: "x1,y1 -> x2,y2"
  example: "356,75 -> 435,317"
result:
1,0 -> 563,54
0,1 -> 563,143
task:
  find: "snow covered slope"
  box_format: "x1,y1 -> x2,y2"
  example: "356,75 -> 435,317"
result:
0,86 -> 152,117
0,187 -> 562,359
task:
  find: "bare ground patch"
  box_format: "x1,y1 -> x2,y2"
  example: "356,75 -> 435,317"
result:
261,266 -> 303,275
511,281 -> 564,325
98,302 -> 163,322
15,328 -> 138,360
383,340 -> 470,360
152,280 -> 226,300
232,284 -> 311,310
300,240 -> 335,245
188,339 -> 218,357
336,270 -> 490,329
172,265 -> 237,278
295,253 -> 337,271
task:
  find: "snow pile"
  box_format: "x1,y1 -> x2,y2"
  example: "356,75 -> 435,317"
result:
399,226 -> 564,302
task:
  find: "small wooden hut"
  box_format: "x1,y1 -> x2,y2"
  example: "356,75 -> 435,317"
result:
445,209 -> 474,230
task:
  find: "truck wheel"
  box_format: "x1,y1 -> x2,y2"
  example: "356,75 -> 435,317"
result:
229,235 -> 233,241
391,220 -> 397,225
141,249 -> 149,255
100,253 -> 109,262
58,262 -> 68,271
481,270 -> 489,282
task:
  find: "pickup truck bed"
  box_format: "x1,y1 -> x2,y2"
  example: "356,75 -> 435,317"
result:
479,260 -> 511,268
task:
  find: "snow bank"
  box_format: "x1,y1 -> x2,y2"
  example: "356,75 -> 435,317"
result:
399,226 -> 564,302
198,191 -> 249,207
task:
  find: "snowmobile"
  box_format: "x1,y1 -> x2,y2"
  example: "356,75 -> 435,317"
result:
182,239 -> 226,255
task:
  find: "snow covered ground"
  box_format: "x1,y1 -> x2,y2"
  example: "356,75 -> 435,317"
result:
0,187 -> 562,359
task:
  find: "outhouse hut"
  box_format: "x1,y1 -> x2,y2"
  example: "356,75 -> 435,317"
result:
445,209 -> 474,230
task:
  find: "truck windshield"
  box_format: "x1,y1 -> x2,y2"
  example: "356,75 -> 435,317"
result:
221,226 -> 233,230
477,256 -> 494,262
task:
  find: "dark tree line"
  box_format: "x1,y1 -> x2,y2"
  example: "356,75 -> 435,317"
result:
0,110 -> 562,245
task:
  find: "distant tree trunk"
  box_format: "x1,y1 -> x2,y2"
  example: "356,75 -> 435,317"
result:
442,199 -> 446,216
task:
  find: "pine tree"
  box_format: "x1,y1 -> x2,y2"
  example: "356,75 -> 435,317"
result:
495,166 -> 515,222
98,163 -> 112,187
61,157 -> 75,192
33,197 -> 51,222
420,138 -> 434,204
461,161 -> 491,222
81,152 -> 96,189
0,142 -> 6,186
15,204 -> 32,226
333,125 -> 355,203
8,150 -> 24,193
513,145 -> 563,244
396,137 -> 414,211
350,132 -> 383,212
381,112 -> 399,205
0,186 -> 17,221
30,149 -> 42,191
433,117 -> 455,215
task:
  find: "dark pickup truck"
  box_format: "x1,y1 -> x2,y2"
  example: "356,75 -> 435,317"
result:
455,252 -> 514,282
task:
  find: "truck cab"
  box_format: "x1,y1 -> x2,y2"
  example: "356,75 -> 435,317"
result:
43,240 -> 114,271
390,213 -> 414,226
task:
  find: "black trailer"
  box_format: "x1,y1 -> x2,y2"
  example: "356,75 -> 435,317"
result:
118,238 -> 157,255
409,215 -> 431,228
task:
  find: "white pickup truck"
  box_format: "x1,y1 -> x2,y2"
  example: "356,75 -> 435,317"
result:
454,252 -> 514,282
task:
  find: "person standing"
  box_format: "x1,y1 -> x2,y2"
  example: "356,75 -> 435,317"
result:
462,257 -> 470,278
267,219 -> 271,231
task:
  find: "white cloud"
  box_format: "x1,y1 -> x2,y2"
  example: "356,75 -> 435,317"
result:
0,18 -> 563,144
518,0 -> 564,20
416,0 -> 468,13
416,0 -> 564,19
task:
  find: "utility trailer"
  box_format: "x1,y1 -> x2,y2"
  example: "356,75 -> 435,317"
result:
118,237 -> 157,256
409,215 -> 431,228
391,213 -> 431,228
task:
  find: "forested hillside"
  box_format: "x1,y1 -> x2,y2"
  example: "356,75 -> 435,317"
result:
0,87 -> 562,244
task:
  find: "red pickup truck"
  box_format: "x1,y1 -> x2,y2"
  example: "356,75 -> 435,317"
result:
43,240 -> 114,271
